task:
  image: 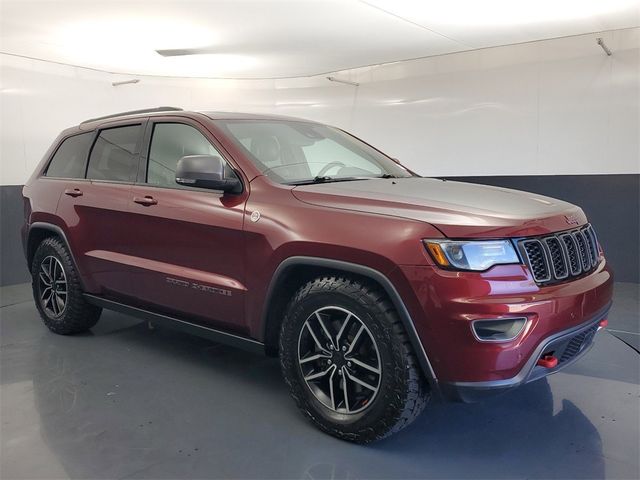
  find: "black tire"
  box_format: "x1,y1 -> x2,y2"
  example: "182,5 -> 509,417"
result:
279,276 -> 429,443
31,237 -> 101,335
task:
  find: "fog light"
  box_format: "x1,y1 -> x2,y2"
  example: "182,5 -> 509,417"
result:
472,317 -> 527,342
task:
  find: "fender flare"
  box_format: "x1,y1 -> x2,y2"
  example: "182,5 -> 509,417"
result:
28,222 -> 85,289
262,256 -> 438,385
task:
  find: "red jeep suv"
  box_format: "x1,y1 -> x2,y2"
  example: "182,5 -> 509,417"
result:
22,107 -> 613,443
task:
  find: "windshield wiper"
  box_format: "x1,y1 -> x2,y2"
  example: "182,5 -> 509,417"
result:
312,175 -> 335,183
378,173 -> 397,179
285,176 -> 371,186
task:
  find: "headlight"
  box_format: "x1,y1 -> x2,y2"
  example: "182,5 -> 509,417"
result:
424,239 -> 520,271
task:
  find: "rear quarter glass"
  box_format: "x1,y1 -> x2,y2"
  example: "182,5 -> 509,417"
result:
45,133 -> 94,179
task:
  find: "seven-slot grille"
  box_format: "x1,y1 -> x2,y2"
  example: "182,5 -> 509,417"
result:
519,224 -> 600,285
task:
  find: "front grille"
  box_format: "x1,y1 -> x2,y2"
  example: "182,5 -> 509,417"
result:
519,224 -> 600,285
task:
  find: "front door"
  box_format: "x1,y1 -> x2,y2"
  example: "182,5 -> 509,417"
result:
127,120 -> 248,332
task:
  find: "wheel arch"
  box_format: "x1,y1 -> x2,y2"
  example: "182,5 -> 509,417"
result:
27,222 -> 85,289
261,256 -> 438,385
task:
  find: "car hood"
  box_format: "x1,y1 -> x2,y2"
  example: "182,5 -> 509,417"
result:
291,177 -> 586,238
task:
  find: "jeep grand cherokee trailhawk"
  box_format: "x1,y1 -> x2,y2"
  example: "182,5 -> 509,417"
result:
22,107 -> 613,443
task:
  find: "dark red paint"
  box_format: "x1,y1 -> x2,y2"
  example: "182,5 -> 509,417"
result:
22,110 -> 614,391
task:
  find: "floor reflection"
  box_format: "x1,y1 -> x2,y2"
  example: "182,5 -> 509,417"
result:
2,301 -> 636,479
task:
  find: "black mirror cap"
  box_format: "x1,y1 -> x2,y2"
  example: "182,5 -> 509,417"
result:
175,155 -> 242,193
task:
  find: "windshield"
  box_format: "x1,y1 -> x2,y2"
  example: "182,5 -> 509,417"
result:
214,119 -> 414,184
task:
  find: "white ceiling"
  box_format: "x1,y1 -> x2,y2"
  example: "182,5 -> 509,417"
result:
1,0 -> 639,79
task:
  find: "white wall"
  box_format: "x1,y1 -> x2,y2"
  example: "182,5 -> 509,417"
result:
1,28 -> 638,186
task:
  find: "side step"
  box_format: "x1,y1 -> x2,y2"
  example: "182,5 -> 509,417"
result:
84,294 -> 265,355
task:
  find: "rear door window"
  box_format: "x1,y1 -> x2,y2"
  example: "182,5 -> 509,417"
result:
87,125 -> 142,182
45,133 -> 93,179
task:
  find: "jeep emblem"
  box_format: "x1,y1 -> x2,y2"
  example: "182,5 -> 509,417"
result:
250,211 -> 261,223
565,214 -> 580,225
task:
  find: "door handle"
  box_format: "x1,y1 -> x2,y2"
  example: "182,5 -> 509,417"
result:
133,196 -> 158,206
64,188 -> 83,198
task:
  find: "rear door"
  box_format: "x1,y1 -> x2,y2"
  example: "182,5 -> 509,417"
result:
39,131 -> 94,286
55,120 -> 146,298
127,117 -> 248,332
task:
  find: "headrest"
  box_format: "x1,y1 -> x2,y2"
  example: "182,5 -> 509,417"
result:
251,136 -> 280,164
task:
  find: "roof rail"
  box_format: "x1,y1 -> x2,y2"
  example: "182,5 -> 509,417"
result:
80,106 -> 183,124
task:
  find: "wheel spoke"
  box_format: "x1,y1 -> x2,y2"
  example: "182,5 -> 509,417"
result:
41,292 -> 53,310
341,367 -> 350,413
345,356 -> 380,375
299,353 -> 330,365
47,257 -> 55,280
335,313 -> 352,344
304,365 -> 334,382
315,312 -> 336,348
345,325 -> 365,356
40,286 -> 52,301
49,293 -> 58,315
51,258 -> 59,281
54,294 -> 65,314
40,262 -> 52,283
304,321 -> 330,354
39,272 -> 51,287
328,365 -> 337,410
345,370 -> 378,393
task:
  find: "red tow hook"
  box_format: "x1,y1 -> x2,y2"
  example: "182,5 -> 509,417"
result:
537,354 -> 558,369
599,318 -> 608,329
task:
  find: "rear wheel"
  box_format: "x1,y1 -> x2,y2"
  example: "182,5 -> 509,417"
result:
279,276 -> 429,443
31,237 -> 101,334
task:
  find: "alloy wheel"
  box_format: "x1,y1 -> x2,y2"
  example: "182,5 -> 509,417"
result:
38,256 -> 67,318
297,306 -> 381,414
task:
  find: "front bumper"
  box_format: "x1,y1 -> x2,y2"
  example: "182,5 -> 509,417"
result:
440,303 -> 609,402
393,258 -> 614,400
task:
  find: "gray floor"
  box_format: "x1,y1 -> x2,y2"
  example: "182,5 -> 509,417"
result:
1,283 -> 638,480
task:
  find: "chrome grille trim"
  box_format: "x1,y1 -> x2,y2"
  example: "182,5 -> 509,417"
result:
519,224 -> 600,285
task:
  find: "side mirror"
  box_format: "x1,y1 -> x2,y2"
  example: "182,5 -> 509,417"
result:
175,155 -> 241,193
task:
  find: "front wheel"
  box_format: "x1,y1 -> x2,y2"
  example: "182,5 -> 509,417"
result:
279,276 -> 429,443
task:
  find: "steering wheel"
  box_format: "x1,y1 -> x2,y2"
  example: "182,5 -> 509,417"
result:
317,161 -> 346,177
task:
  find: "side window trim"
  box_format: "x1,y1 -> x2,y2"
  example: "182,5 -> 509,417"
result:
85,120 -> 148,184
136,118 -> 153,183
138,120 -> 244,192
82,130 -> 101,179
